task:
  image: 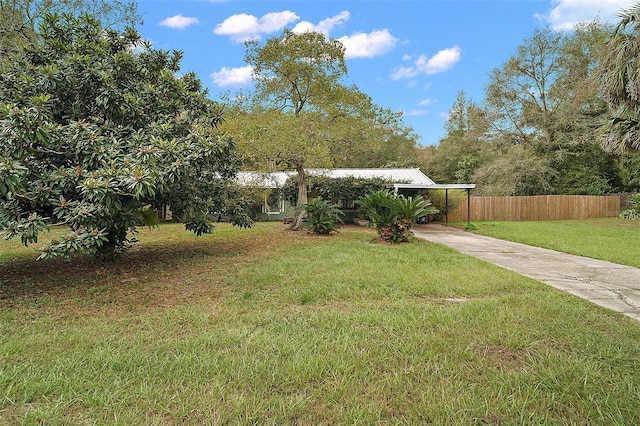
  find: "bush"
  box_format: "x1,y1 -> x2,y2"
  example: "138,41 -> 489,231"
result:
620,193 -> 640,219
283,176 -> 392,208
303,197 -> 344,234
356,191 -> 438,242
427,189 -> 466,221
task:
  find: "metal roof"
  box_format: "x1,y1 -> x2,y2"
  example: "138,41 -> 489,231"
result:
236,171 -> 289,188
308,168 -> 436,185
237,168 -> 436,188
392,183 -> 475,190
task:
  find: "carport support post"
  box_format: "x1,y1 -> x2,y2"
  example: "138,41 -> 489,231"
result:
445,189 -> 449,227
467,188 -> 471,227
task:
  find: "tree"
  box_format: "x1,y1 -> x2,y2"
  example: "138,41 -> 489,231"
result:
0,14 -> 250,259
550,22 -> 618,194
0,0 -> 140,59
428,91 -> 491,184
481,24 -> 619,195
231,29 -> 412,230
324,102 -> 421,169
472,146 -> 556,196
241,30 -> 348,230
485,28 -> 563,152
598,2 -> 640,153
616,151 -> 640,191
223,105 -> 332,230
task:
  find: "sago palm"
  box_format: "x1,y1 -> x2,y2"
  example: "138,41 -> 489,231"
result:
356,191 -> 438,242
387,195 -> 438,241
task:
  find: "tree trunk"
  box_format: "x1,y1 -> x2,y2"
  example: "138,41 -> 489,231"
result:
290,165 -> 307,230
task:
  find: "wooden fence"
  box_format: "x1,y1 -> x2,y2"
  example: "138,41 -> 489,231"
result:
446,194 -> 630,222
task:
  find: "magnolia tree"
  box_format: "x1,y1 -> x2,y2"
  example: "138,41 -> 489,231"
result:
0,14 -> 251,259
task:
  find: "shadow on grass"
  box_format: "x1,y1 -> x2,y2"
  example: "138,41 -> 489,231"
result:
0,223 -> 357,312
0,236 -> 258,309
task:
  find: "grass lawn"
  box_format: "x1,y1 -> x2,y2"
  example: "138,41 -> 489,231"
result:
1,222 -> 640,424
457,218 -> 640,268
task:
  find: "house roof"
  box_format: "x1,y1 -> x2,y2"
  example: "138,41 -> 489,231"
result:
236,171 -> 289,188
307,168 -> 436,185
237,168 -> 436,188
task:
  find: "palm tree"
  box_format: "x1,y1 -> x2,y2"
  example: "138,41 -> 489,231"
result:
599,2 -> 640,153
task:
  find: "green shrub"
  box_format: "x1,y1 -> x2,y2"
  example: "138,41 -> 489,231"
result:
303,197 -> 344,234
355,189 -> 395,222
391,195 -> 437,241
283,176 -> 394,207
427,189 -> 466,221
356,191 -> 438,242
620,194 -> 640,219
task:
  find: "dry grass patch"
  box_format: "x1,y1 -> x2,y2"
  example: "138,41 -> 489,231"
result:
0,223 -> 294,316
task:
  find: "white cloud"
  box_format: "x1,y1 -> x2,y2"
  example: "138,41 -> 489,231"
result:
159,14 -> 200,30
214,11 -> 299,42
391,45 -> 461,80
214,13 -> 258,40
210,65 -> 254,87
338,29 -> 398,59
260,11 -> 300,33
292,11 -> 350,36
535,0 -> 632,31
391,66 -> 418,81
422,46 -> 462,74
403,99 -> 435,116
403,109 -> 430,117
292,21 -> 315,33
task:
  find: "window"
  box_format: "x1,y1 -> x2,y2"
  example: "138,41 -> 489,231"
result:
335,199 -> 355,209
263,190 -> 283,214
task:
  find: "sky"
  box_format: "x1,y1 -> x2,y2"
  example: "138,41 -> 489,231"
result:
136,0 -> 635,146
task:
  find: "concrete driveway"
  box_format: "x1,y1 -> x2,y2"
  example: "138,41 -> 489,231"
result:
413,224 -> 640,321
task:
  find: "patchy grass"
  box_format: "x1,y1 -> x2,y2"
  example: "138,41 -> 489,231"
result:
458,218 -> 640,267
1,222 -> 640,424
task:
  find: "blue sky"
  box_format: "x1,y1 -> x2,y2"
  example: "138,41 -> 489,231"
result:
136,0 -> 634,146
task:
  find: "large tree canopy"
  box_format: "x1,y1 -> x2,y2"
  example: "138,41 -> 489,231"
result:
0,14 -> 250,259
241,30 -> 348,230
0,0 -> 140,59
428,91 -> 491,184
451,23 -> 620,196
226,30 -> 420,230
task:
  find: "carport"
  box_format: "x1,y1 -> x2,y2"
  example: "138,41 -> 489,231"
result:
390,183 -> 476,226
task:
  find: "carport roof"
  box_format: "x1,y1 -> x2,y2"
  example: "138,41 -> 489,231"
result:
391,183 -> 476,190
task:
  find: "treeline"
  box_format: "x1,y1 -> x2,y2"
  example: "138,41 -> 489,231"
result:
420,20 -> 640,196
